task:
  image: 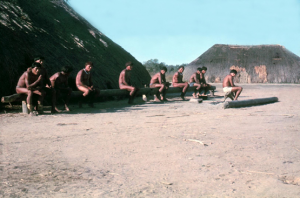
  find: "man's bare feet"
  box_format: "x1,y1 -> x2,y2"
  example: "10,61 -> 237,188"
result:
154,95 -> 162,102
29,111 -> 37,116
53,107 -> 62,113
161,97 -> 168,101
65,105 -> 70,111
192,93 -> 198,98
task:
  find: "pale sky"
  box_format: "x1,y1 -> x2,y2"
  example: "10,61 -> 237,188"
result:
69,0 -> 300,65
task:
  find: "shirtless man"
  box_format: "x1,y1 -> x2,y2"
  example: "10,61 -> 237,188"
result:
119,61 -> 139,104
199,66 -> 211,96
16,62 -> 45,115
189,67 -> 203,98
33,56 -> 56,113
222,69 -> 243,100
76,61 -> 100,107
49,66 -> 73,111
149,66 -> 170,101
172,66 -> 189,100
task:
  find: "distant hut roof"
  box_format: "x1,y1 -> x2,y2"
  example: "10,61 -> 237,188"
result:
184,44 -> 300,83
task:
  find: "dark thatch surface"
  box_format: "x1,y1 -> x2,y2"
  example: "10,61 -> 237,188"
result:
184,44 -> 300,84
0,0 -> 150,98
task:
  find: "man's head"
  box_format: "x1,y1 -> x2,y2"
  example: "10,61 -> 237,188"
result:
160,66 -> 167,74
31,62 -> 42,75
85,61 -> 93,72
34,56 -> 45,66
201,66 -> 207,74
61,66 -> 73,76
125,61 -> 134,70
197,67 -> 202,74
230,69 -> 237,76
178,66 -> 184,73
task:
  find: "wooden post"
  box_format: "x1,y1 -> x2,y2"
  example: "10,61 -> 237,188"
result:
224,97 -> 278,109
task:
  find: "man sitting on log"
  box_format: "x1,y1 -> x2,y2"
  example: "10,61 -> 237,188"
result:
32,56 -> 57,113
199,66 -> 211,96
149,66 -> 170,101
16,63 -> 45,115
189,67 -> 204,98
49,66 -> 73,112
76,61 -> 100,107
172,66 -> 189,100
222,69 -> 243,101
119,61 -> 139,104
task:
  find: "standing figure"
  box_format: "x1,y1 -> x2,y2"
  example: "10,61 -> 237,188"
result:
76,61 -> 100,107
119,61 -> 139,104
16,63 -> 45,115
172,66 -> 189,100
189,67 -> 204,98
199,67 -> 211,96
49,66 -> 73,111
222,69 -> 243,100
149,66 -> 170,101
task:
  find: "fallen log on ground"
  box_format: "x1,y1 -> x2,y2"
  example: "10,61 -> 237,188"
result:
223,97 -> 278,109
1,86 -> 216,103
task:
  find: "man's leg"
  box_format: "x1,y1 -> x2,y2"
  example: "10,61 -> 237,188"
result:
161,83 -> 169,101
173,83 -> 189,100
64,88 -> 72,111
77,86 -> 90,107
203,84 -> 211,95
150,83 -> 165,101
231,86 -> 243,100
33,89 -> 45,114
17,88 -> 34,115
120,84 -> 138,104
88,88 -> 100,107
193,83 -> 201,98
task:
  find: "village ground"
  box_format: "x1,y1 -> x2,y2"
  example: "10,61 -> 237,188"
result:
0,84 -> 300,197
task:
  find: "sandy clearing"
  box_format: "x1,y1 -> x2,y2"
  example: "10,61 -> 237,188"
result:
1,84 -> 300,197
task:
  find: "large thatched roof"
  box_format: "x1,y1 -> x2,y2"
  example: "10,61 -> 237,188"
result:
0,0 -> 150,98
184,44 -> 300,83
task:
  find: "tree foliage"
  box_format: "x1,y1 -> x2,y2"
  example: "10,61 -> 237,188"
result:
143,59 -> 187,74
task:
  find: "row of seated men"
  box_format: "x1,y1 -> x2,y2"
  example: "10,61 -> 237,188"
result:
16,56 -> 242,115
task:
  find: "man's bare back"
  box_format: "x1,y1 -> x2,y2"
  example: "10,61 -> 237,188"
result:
119,69 -> 131,86
50,72 -> 69,89
222,74 -> 234,88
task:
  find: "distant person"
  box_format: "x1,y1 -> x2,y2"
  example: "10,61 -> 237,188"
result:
149,66 -> 170,101
119,61 -> 139,104
222,69 -> 243,100
172,66 -> 189,100
189,67 -> 203,98
16,63 -> 45,115
32,56 -> 56,113
49,66 -> 73,112
199,66 -> 211,96
76,61 -> 100,107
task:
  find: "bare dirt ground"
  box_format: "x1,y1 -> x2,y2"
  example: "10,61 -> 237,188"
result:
1,84 -> 300,197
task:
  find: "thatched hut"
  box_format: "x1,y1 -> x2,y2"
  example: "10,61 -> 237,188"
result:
0,0 -> 150,98
184,44 -> 300,84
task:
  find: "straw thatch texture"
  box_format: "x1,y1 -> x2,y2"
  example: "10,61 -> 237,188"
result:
0,0 -> 150,98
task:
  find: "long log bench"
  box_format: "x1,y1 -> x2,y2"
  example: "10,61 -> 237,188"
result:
1,86 -> 216,113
